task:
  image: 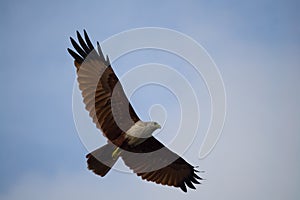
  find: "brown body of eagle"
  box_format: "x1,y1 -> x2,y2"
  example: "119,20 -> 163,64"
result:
67,30 -> 202,192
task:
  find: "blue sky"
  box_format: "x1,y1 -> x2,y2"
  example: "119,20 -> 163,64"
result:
0,0 -> 300,199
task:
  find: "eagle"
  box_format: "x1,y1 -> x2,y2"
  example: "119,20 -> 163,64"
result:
67,30 -> 202,192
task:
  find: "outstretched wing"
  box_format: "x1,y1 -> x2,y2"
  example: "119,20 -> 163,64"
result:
121,137 -> 202,192
68,30 -> 140,144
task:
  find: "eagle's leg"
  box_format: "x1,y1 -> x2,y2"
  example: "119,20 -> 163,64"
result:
112,147 -> 122,160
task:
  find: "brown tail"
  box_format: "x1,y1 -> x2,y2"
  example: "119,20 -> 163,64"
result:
86,143 -> 119,177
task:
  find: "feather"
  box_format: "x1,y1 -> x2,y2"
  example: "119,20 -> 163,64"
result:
67,48 -> 83,63
77,30 -> 90,53
84,29 -> 94,49
180,183 -> 187,192
97,41 -> 106,61
70,37 -> 87,58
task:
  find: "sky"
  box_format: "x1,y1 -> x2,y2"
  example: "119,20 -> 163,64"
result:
0,0 -> 300,199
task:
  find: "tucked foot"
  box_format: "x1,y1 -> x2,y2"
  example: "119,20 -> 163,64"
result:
112,147 -> 122,160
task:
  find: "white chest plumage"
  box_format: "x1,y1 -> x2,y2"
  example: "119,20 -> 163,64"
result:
125,121 -> 158,146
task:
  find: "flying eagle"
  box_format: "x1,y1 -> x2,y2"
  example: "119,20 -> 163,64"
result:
67,30 -> 202,192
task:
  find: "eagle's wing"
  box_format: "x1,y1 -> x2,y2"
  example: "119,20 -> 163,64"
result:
121,137 -> 202,192
67,30 -> 140,143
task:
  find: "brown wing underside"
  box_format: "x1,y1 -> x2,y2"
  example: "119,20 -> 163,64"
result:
67,30 -> 140,144
121,137 -> 202,192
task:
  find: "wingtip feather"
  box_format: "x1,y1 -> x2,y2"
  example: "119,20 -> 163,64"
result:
180,183 -> 187,192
